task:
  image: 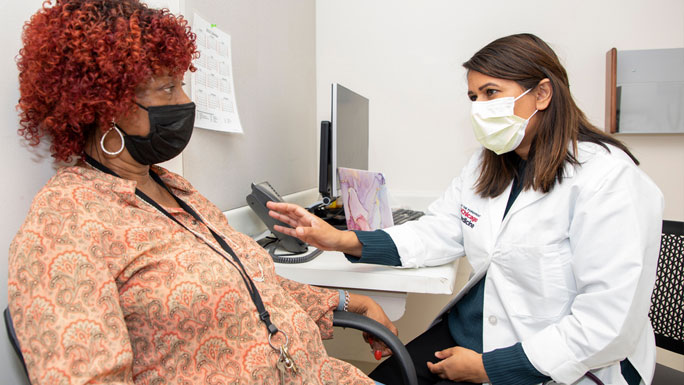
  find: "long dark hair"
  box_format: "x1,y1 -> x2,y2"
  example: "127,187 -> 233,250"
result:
463,33 -> 638,198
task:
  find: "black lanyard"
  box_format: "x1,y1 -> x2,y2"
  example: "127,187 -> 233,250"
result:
84,155 -> 279,335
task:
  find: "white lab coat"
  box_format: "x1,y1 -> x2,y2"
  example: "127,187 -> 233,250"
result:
384,142 -> 664,385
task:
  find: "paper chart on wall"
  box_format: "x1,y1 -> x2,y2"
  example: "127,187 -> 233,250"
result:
191,13 -> 243,133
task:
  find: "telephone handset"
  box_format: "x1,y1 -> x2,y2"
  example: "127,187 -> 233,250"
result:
246,182 -> 309,254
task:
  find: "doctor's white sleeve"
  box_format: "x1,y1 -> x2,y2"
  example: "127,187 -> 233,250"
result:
383,174 -> 467,268
522,161 -> 664,384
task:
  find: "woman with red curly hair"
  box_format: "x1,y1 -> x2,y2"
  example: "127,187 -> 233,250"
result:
8,1 -> 394,384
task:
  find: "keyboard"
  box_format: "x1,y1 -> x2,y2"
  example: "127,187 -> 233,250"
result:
392,208 -> 425,225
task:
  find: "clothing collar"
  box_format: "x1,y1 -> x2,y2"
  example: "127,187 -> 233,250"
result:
79,155 -> 194,196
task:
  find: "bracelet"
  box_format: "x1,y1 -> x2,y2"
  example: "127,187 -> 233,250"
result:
337,289 -> 351,312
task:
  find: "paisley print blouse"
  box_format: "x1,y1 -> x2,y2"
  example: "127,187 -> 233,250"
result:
8,163 -> 374,385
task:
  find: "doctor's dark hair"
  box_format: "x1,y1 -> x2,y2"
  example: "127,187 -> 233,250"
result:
463,33 -> 638,198
17,0 -> 198,162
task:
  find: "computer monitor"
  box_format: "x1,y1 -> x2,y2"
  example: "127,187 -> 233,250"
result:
319,83 -> 369,204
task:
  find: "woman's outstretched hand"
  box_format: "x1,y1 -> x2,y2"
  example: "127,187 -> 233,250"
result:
266,201 -> 362,256
268,202 -> 395,356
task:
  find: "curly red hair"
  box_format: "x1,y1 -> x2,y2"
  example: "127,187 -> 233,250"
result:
17,0 -> 198,162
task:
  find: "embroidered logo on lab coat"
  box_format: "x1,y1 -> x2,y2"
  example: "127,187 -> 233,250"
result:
460,204 -> 480,228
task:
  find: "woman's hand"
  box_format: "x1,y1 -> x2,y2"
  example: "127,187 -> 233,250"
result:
266,201 -> 362,256
426,346 -> 490,383
347,293 -> 398,357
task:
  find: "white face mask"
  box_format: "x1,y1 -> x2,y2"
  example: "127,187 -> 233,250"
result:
470,88 -> 538,155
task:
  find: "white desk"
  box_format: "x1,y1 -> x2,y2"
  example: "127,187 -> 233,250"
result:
224,188 -> 457,320
274,248 -> 459,320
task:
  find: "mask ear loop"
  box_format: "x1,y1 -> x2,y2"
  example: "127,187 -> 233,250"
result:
515,88 -> 539,121
100,124 -> 125,156
514,87 -> 533,101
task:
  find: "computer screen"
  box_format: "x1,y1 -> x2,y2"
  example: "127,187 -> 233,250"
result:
319,83 -> 369,203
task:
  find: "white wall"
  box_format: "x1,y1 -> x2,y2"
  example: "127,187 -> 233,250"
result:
316,0 -> 684,220
181,0 -> 318,210
317,0 -> 684,372
0,1 -> 55,383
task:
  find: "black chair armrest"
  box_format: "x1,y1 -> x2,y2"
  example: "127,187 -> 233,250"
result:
4,307 -> 30,381
333,310 -> 417,385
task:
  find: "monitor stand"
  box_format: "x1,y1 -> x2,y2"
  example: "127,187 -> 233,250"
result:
309,203 -> 347,230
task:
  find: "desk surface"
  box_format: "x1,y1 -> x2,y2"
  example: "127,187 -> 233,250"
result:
274,248 -> 459,295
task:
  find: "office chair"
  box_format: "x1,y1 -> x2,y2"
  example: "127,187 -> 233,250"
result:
333,310 -> 418,385
4,307 -> 30,383
649,220 -> 684,384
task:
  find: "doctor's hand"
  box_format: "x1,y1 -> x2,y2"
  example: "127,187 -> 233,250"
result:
266,201 -> 363,256
427,346 -> 490,383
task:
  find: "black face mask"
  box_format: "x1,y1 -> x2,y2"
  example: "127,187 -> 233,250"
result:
119,102 -> 196,165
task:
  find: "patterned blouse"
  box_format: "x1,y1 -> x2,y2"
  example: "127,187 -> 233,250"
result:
8,163 -> 373,385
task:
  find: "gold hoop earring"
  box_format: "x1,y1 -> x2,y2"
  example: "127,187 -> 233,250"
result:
100,125 -> 125,156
